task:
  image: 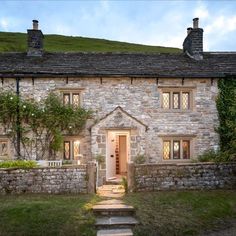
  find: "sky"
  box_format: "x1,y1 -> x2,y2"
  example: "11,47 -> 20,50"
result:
0,0 -> 236,51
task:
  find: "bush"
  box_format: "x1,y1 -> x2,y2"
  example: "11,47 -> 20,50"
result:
198,149 -> 236,163
121,176 -> 128,193
134,154 -> 146,164
0,160 -> 37,168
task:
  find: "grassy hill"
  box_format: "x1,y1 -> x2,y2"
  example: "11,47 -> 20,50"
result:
0,31 -> 181,53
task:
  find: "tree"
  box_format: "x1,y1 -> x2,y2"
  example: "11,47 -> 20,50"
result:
0,92 -> 92,159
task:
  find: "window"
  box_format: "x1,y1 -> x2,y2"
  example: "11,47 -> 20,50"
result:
0,140 -> 8,157
63,140 -> 80,160
162,138 -> 191,160
162,90 -> 191,110
63,92 -> 80,107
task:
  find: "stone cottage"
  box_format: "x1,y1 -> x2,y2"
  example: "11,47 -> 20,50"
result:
0,18 -> 236,184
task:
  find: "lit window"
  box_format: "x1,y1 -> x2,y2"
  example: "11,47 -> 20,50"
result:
162,90 -> 192,110
63,94 -> 70,105
173,141 -> 180,159
163,139 -> 191,160
63,92 -> 80,107
64,141 -> 70,160
163,141 -> 171,160
173,93 -> 180,109
63,140 -> 80,160
182,93 -> 189,110
73,141 -> 80,159
182,140 -> 190,159
163,93 -> 170,109
72,94 -> 80,107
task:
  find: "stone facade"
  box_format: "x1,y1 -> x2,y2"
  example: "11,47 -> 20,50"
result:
0,164 -> 96,195
0,77 -> 219,183
131,162 -> 236,191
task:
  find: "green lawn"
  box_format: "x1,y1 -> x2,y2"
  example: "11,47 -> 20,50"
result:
0,31 -> 181,53
124,190 -> 236,236
0,190 -> 235,236
0,194 -> 99,236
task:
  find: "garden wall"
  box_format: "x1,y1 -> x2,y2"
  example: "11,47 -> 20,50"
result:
0,163 -> 96,195
128,162 -> 236,192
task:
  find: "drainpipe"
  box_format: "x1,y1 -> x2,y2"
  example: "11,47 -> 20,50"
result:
16,77 -> 21,158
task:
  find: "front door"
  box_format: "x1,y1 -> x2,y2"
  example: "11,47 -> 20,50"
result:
106,131 -> 129,180
119,135 -> 127,175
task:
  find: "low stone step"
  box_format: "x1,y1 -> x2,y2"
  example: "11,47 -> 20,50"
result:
93,204 -> 135,216
97,228 -> 133,236
95,216 -> 138,229
97,199 -> 124,205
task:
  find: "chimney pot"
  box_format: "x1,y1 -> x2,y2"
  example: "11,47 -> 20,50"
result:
193,18 -> 199,29
32,20 -> 39,30
187,27 -> 193,35
27,20 -> 44,56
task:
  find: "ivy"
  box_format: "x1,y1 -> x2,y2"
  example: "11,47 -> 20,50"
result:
216,77 -> 236,160
0,92 -> 92,159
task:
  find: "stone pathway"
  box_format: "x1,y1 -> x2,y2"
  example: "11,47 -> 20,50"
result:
93,185 -> 138,236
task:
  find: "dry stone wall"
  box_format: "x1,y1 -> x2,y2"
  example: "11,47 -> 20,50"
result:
0,165 -> 96,195
132,163 -> 236,191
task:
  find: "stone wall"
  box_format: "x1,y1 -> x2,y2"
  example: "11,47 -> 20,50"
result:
0,164 -> 96,195
0,77 -> 219,163
130,162 -> 236,191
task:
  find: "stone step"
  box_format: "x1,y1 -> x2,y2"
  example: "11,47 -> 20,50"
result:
97,228 -> 133,236
95,216 -> 138,229
93,204 -> 135,216
97,199 -> 124,205
106,180 -> 123,185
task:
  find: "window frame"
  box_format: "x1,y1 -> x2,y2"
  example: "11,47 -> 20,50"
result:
162,137 -> 193,161
160,88 -> 193,111
60,89 -> 83,107
63,137 -> 81,160
0,138 -> 10,159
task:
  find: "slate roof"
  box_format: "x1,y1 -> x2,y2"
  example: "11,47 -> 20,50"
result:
0,52 -> 236,78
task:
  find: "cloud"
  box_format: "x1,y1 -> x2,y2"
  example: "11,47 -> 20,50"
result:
0,18 -> 9,31
194,2 -> 209,19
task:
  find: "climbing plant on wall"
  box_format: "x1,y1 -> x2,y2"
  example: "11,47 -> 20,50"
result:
0,92 -> 92,159
216,77 -> 236,160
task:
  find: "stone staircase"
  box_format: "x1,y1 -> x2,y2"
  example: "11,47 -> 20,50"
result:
93,185 -> 138,236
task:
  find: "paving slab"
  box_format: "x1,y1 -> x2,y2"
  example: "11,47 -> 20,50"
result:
96,216 -> 138,226
97,228 -> 133,236
93,204 -> 134,212
96,199 -> 124,205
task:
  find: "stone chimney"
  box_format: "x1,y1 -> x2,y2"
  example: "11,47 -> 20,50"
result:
183,18 -> 203,60
27,20 -> 44,57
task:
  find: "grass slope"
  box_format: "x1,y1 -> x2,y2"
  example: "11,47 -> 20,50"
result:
0,31 -> 181,53
124,190 -> 236,236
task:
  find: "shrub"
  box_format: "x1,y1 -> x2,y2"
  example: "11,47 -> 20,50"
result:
198,149 -> 236,163
95,154 -> 105,164
134,154 -> 146,164
121,176 -> 128,193
0,160 -> 37,168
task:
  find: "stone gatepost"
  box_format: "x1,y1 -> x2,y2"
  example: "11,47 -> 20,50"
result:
87,162 -> 97,194
127,162 -> 135,192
